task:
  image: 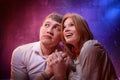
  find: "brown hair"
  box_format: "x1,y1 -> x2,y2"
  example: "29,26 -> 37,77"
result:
44,13 -> 63,23
61,13 -> 94,59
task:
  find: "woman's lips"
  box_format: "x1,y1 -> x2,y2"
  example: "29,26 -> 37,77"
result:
65,33 -> 73,38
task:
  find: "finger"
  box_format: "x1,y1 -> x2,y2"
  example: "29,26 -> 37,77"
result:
49,53 -> 58,64
63,57 -> 67,61
55,49 -> 58,52
55,53 -> 63,61
54,51 -> 64,61
47,55 -> 54,65
61,53 -> 67,59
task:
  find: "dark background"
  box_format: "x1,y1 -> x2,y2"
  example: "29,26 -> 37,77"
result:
0,0 -> 120,79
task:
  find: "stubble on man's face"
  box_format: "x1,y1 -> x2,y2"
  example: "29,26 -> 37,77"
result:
40,18 -> 61,47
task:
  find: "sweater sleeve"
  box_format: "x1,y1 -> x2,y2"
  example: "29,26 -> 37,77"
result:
78,40 -> 118,80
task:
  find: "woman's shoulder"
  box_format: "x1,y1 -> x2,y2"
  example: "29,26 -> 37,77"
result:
78,40 -> 107,64
83,40 -> 100,46
80,40 -> 105,54
83,40 -> 104,49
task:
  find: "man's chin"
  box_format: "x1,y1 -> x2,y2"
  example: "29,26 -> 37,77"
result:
41,40 -> 52,45
44,41 -> 51,43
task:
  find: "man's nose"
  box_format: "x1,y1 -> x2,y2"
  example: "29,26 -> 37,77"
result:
47,27 -> 53,35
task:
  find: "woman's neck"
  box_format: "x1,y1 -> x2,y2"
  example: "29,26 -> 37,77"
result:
72,44 -> 80,57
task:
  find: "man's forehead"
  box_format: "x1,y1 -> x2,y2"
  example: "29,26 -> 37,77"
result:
44,18 -> 61,25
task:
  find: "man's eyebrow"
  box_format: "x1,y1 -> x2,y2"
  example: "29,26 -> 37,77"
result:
56,24 -> 61,26
44,21 -> 50,24
55,23 -> 61,27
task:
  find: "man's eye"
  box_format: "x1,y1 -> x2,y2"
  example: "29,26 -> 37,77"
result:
54,25 -> 57,29
54,26 -> 61,31
44,24 -> 49,27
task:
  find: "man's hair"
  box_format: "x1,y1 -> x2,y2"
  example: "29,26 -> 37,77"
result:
45,13 -> 63,23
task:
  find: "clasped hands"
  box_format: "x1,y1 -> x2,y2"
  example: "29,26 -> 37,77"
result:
45,50 -> 69,80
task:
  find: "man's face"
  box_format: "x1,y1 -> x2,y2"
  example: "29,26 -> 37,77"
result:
40,18 -> 61,47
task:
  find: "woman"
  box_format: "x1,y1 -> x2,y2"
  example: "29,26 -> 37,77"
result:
37,13 -> 118,80
60,13 -> 118,80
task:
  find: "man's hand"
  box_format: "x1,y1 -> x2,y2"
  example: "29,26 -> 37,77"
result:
47,50 -> 68,80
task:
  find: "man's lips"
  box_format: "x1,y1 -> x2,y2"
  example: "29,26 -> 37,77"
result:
42,35 -> 52,39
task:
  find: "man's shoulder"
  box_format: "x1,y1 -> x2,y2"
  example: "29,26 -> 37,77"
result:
11,41 -> 40,66
19,41 -> 39,48
13,41 -> 40,53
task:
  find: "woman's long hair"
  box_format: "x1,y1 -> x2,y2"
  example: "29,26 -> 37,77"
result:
61,13 -> 94,59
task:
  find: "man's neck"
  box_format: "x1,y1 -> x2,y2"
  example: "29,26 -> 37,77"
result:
40,42 -> 56,57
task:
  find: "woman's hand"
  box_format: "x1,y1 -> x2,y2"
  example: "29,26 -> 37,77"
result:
47,50 -> 68,80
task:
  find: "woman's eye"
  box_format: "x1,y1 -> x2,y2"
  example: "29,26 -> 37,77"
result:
63,26 -> 66,29
70,23 -> 74,26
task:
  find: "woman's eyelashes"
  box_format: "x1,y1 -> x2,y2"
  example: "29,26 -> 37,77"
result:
63,23 -> 74,29
69,23 -> 74,27
63,26 -> 66,29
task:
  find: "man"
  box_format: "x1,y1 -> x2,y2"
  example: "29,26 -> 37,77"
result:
11,13 -> 63,80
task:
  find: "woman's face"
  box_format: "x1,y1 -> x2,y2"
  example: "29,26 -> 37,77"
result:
63,18 -> 80,46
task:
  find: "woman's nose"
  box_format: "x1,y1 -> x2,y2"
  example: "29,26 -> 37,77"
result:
64,26 -> 70,32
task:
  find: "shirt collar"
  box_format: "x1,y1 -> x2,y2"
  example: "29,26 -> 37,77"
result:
32,41 -> 41,54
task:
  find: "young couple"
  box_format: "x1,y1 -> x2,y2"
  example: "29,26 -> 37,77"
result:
11,13 -> 118,80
